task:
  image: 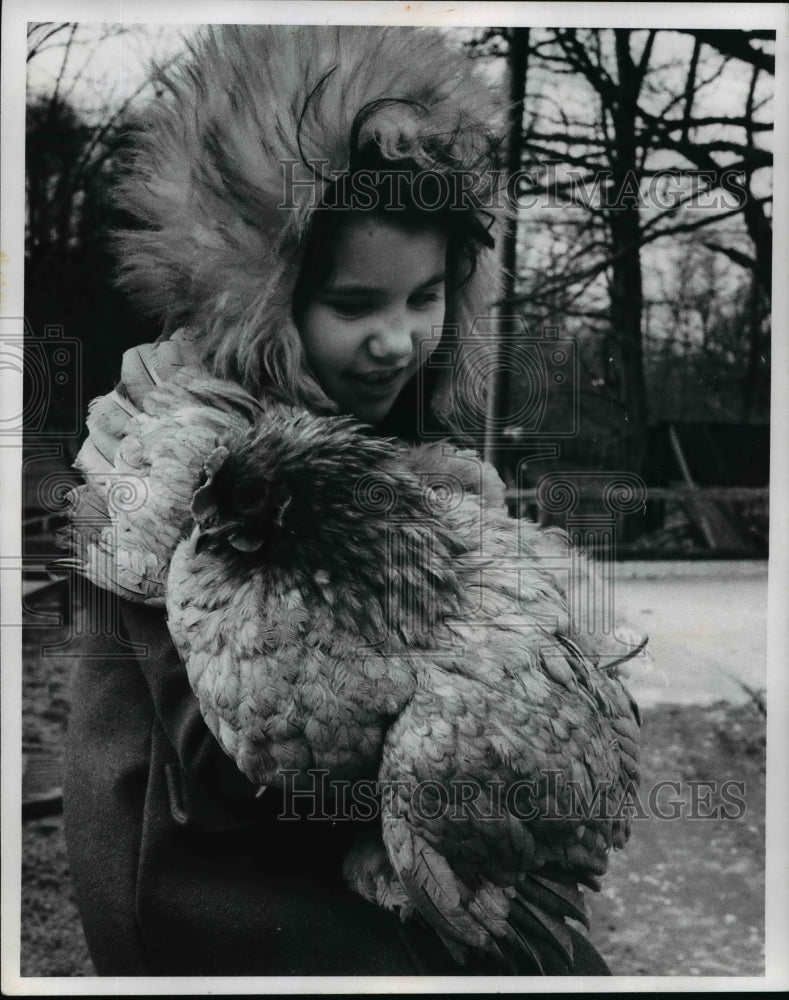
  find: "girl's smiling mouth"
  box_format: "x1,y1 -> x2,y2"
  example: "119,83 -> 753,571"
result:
346,366 -> 409,397
352,367 -> 408,385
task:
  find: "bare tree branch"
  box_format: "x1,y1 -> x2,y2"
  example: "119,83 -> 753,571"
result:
682,37 -> 701,143
679,29 -> 775,75
49,23 -> 78,111
703,241 -> 757,272
27,22 -> 72,63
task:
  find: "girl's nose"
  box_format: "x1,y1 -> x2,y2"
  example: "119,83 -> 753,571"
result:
366,313 -> 414,363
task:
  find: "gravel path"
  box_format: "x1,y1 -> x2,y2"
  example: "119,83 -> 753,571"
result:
614,562 -> 768,708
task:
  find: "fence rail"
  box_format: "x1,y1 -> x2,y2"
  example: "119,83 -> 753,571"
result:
504,484 -> 768,556
503,486 -> 769,503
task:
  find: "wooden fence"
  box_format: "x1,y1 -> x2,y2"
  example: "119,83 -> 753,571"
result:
504,485 -> 769,557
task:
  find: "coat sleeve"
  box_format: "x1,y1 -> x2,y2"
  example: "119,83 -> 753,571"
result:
117,595 -> 262,812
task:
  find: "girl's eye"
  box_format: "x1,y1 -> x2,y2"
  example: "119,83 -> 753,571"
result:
409,289 -> 443,309
327,299 -> 374,319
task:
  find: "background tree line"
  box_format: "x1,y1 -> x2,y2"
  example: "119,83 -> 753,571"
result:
469,27 -> 773,486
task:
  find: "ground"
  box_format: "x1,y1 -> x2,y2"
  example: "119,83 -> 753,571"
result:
17,563 -> 768,977
588,699 -> 765,976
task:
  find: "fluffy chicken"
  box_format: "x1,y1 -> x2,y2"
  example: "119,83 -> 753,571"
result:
68,358 -> 645,974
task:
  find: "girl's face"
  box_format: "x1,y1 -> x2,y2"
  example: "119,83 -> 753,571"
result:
298,215 -> 447,423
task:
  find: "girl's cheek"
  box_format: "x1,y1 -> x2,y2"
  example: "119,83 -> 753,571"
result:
412,308 -> 445,371
423,296 -> 448,339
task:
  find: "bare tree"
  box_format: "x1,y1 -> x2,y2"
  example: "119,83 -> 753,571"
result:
497,26 -> 774,473
25,23 -> 184,262
24,23 -> 188,433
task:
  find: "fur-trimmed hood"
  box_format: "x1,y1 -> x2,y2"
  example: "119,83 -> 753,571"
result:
115,25 -> 507,423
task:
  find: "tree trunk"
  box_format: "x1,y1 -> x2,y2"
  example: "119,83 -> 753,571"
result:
741,182 -> 773,297
608,30 -> 649,476
488,27 -> 529,473
740,277 -> 767,424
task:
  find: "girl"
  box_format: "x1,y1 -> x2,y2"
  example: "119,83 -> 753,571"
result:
64,25 -> 612,976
